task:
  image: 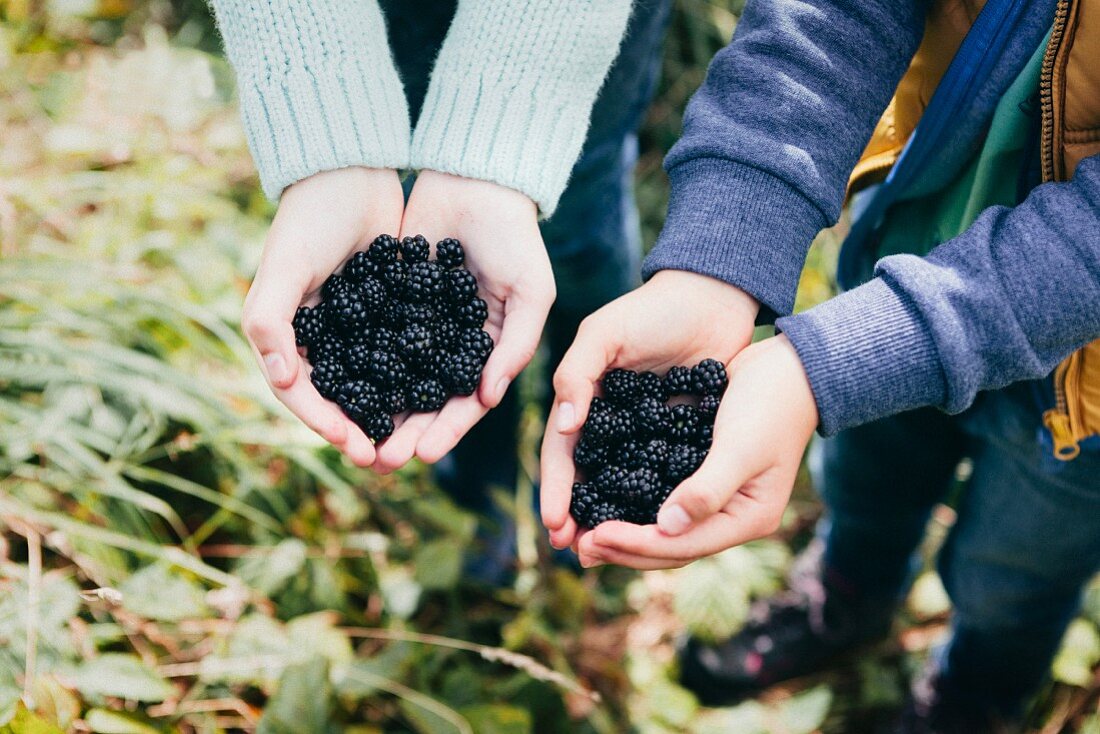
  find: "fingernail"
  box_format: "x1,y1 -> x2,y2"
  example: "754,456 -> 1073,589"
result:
580,556 -> 604,569
556,402 -> 575,432
658,505 -> 692,536
495,377 -> 510,402
263,353 -> 288,383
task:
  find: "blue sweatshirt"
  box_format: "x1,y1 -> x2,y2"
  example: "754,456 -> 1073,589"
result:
642,0 -> 1100,435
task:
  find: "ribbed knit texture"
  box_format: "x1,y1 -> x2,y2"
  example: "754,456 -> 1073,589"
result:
409,0 -> 634,217
210,0 -> 410,200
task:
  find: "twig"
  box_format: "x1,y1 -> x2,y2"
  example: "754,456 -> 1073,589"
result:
341,626 -> 600,702
343,667 -> 472,734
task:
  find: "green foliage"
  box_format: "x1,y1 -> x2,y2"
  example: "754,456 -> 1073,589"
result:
0,2 -> 1097,734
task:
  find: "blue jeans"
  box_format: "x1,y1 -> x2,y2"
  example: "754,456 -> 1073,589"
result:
815,381 -> 1100,713
380,0 -> 672,509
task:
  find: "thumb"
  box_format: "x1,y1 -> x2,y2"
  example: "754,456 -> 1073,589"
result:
241,265 -> 306,391
656,443 -> 754,537
551,316 -> 617,434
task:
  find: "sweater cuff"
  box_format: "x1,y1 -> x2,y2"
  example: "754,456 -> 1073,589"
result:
212,1 -> 410,200
236,65 -> 410,200
776,277 -> 949,436
642,158 -> 828,318
410,0 -> 633,217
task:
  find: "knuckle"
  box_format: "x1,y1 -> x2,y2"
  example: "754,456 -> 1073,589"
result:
681,484 -> 723,518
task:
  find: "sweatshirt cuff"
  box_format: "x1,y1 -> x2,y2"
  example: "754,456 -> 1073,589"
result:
235,63 -> 410,200
776,277 -> 949,436
642,158 -> 828,319
410,0 -> 633,217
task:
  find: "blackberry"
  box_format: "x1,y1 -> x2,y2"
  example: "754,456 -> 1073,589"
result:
405,261 -> 445,303
602,368 -> 640,407
582,402 -> 634,446
666,443 -> 704,483
615,440 -> 646,470
381,260 -> 408,296
397,324 -> 435,361
370,327 -> 397,352
698,393 -> 722,424
639,439 -> 670,472
637,371 -> 668,401
293,306 -> 326,349
322,273 -> 351,300
664,365 -> 694,396
440,350 -> 484,396
344,250 -> 379,282
345,342 -> 373,377
337,379 -> 381,416
592,465 -> 630,500
444,269 -> 479,304
691,358 -> 728,396
620,467 -> 661,503
361,349 -> 408,389
669,403 -> 701,443
367,233 -> 400,264
570,483 -> 598,525
433,318 -> 462,349
328,288 -> 377,333
435,237 -> 465,269
586,501 -> 626,527
455,297 -> 489,328
634,397 -> 673,438
406,378 -> 446,412
380,387 -> 407,415
396,301 -> 436,327
412,346 -> 447,380
695,424 -> 714,451
309,334 -> 347,365
357,411 -> 395,442
400,234 -> 431,263
573,438 -> 610,473
357,276 -> 387,310
456,328 -> 494,358
309,360 -> 346,400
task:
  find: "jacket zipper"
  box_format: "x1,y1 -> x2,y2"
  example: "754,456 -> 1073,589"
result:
1037,0 -> 1080,460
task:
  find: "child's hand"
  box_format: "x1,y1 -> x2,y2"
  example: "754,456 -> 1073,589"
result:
241,166 -> 404,467
540,271 -> 760,549
570,335 -> 818,569
372,171 -> 556,473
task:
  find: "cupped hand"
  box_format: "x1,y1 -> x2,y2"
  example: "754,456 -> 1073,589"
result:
372,171 -> 556,473
540,270 -> 761,551
241,166 -> 404,467
571,334 -> 819,569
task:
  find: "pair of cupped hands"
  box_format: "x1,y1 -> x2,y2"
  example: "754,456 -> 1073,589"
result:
244,166 -> 819,570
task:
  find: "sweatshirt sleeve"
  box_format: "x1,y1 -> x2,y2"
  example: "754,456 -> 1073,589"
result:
642,0 -> 928,317
210,0 -> 411,200
777,154 -> 1100,435
409,0 -> 634,217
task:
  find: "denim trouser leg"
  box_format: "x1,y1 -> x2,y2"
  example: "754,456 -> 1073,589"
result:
814,405 -> 968,599
818,382 -> 1100,712
934,386 -> 1100,714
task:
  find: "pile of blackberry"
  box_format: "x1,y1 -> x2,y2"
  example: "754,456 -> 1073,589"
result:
291,234 -> 493,442
569,360 -> 728,528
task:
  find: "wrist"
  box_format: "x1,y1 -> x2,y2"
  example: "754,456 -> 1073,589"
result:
649,269 -> 761,323
769,333 -> 819,433
414,170 -> 537,217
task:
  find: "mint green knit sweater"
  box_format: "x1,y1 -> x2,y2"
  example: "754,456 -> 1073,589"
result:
210,0 -> 634,216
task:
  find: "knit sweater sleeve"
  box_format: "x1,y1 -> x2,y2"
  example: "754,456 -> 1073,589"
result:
409,0 -> 634,217
210,0 -> 410,200
776,154 -> 1100,436
642,0 -> 928,317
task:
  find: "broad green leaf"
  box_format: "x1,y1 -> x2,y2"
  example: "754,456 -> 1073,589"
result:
119,564 -> 209,622
0,705 -> 65,734
457,705 -> 530,734
70,654 -> 174,702
379,569 -> 421,620
256,657 -> 334,734
29,677 -> 80,731
234,539 -> 307,596
413,540 -> 463,591
83,709 -> 161,734
286,614 -> 353,668
779,685 -> 832,734
673,555 -> 751,642
691,701 -> 767,734
1052,619 -> 1100,687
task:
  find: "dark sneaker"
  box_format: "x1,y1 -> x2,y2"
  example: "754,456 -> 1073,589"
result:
890,667 -> 1023,734
679,542 -> 896,706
